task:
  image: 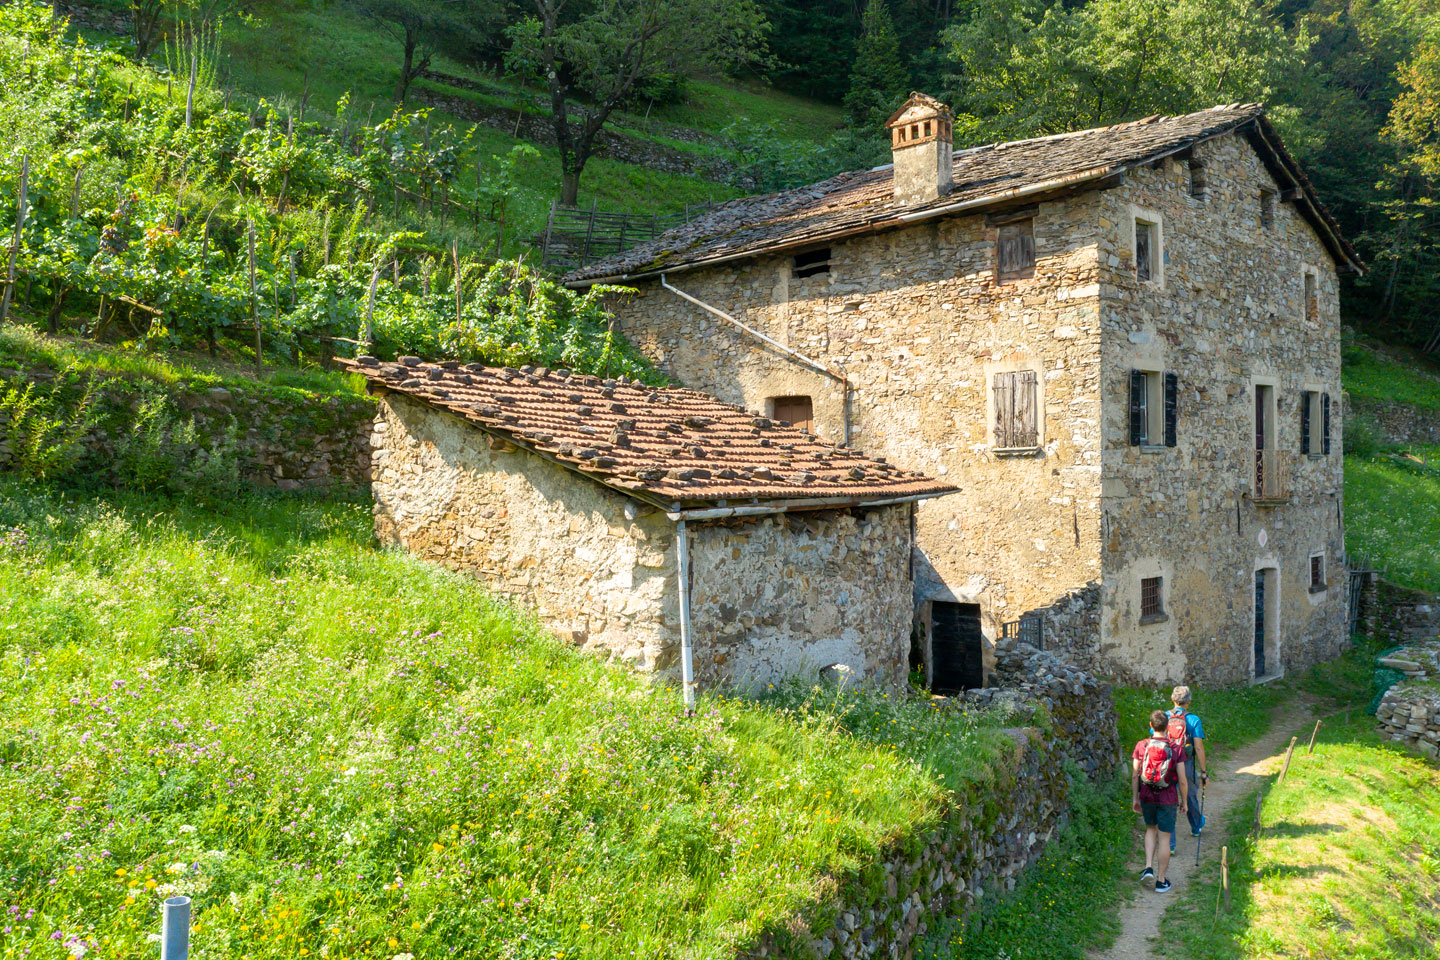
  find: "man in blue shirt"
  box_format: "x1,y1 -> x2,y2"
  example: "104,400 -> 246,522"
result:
1168,685 -> 1207,852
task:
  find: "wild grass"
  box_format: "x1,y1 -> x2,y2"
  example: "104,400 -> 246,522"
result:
1113,683 -> 1291,762
1343,339 -> 1440,412
0,480 -> 1019,959
1345,448 -> 1440,593
1157,707 -> 1440,960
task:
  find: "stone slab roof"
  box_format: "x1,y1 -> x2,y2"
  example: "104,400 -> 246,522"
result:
564,104 -> 1361,285
344,357 -> 957,508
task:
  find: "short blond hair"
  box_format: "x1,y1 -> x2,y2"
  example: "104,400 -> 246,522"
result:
1171,685 -> 1192,706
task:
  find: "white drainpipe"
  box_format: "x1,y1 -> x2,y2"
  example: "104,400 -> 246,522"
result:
675,518 -> 697,712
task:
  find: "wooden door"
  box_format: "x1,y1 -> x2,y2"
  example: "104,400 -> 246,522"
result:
772,396 -> 813,433
931,602 -> 984,694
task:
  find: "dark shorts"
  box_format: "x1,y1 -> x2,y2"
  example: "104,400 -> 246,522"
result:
1142,802 -> 1178,834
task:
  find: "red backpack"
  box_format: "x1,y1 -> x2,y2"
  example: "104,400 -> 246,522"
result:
1139,736 -> 1175,789
1166,708 -> 1191,759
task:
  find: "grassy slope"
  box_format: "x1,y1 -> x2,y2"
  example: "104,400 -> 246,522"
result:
1158,639 -> 1440,960
1343,338 -> 1440,594
0,481 -> 1019,959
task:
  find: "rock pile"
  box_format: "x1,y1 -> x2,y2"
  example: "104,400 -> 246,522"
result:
964,639 -> 1121,780
1376,641 -> 1440,682
1376,682 -> 1440,758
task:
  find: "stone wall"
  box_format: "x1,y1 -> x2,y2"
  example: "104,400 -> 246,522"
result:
369,392 -> 917,690
688,507 -> 914,691
0,364 -> 374,490
1348,395 -> 1440,446
1096,134 -> 1349,684
1358,574 -> 1440,643
1375,672 -> 1440,759
744,723 -> 1069,960
605,190 -> 1109,682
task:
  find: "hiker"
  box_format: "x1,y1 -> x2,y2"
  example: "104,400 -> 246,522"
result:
1132,708 -> 1189,893
1167,685 -> 1208,853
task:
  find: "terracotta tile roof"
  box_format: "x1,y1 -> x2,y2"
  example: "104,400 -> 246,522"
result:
564,104 -> 1361,284
344,357 -> 958,507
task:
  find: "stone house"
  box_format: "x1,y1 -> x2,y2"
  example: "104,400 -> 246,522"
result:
565,97 -> 1365,687
343,356 -> 957,699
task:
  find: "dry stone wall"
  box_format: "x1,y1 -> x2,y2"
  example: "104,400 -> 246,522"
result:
744,724 -> 1069,960
1348,395 -> 1440,446
1096,134 -> 1349,684
1375,666 -> 1440,759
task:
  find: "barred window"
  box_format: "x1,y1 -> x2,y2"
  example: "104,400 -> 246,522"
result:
1141,576 -> 1165,621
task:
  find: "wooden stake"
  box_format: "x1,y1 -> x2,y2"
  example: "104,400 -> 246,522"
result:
363,265 -> 379,347
1278,736 -> 1298,785
1220,845 -> 1231,913
1307,719 -> 1322,755
70,164 -> 84,219
185,39 -> 198,129
1,155 -> 30,324
1252,792 -> 1264,836
452,238 -> 462,327
248,222 -> 261,379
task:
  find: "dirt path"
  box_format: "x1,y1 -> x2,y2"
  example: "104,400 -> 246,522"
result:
1092,699 -> 1318,960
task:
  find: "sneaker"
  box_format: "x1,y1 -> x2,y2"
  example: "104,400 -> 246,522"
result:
1155,879 -> 1173,894
1191,828 -> 1203,838
1139,867 -> 1155,883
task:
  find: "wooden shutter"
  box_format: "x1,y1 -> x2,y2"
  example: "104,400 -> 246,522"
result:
1300,391 -> 1311,455
1015,370 -> 1037,446
1129,370 -> 1145,446
1322,393 -> 1331,455
993,373 -> 1015,447
773,396 -> 813,433
1164,372 -> 1178,447
998,220 -> 1035,280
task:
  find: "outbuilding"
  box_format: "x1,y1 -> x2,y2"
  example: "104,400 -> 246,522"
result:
345,356 -> 957,700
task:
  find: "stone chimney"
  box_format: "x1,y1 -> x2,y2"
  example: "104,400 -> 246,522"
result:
885,93 -> 953,205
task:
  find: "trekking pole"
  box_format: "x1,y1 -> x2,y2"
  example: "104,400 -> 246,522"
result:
1195,782 -> 1206,868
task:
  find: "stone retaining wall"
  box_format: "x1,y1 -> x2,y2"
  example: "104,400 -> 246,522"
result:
1349,395 -> 1440,446
1357,573 -> 1440,643
0,364 -> 374,490
745,723 -> 1069,960
1375,677 -> 1440,759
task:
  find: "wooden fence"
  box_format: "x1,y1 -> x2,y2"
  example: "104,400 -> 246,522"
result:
539,200 -> 714,273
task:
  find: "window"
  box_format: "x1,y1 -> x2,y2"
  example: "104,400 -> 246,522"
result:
1135,220 -> 1157,281
792,248 -> 831,279
1299,390 -> 1331,457
1260,188 -> 1276,229
1128,369 -> 1177,448
1140,576 -> 1165,622
1309,552 -> 1327,593
997,219 -> 1036,281
770,395 -> 813,432
1188,159 -> 1206,199
1303,270 -> 1318,322
993,370 -> 1039,450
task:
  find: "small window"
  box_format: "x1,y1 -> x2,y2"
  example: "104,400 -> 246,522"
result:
997,219 -> 1036,281
1141,576 -> 1165,621
993,370 -> 1038,450
1129,369 -> 1177,448
792,248 -> 831,279
1260,188 -> 1276,229
1135,220 -> 1157,282
1300,390 -> 1332,457
1188,159 -> 1206,199
1304,271 -> 1318,322
1309,553 -> 1327,593
770,395 -> 814,433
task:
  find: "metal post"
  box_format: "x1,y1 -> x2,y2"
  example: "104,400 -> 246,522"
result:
161,896 -> 191,960
676,518 -> 696,713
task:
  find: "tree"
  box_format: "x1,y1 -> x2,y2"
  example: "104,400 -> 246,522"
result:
349,0 -> 480,103
517,0 -> 767,205
129,0 -> 167,60
844,0 -> 910,130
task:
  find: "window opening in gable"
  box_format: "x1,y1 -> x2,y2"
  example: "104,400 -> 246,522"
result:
770,395 -> 814,433
1304,270 -> 1318,322
792,247 -> 831,279
1188,159 -> 1206,199
1135,219 -> 1157,282
1310,553 -> 1327,592
1141,576 -> 1165,621
992,370 -> 1039,450
997,218 -> 1036,281
1260,188 -> 1276,229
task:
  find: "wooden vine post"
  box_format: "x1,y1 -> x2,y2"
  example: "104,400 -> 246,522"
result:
1,154 -> 30,324
247,221 -> 261,379
1221,845 -> 1231,913
1307,719 -> 1322,754
1278,736 -> 1299,785
452,238 -> 462,327
185,38 -> 198,130
363,264 -> 380,348
1252,792 -> 1264,836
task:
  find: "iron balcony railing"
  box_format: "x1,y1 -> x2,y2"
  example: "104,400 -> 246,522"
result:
1254,449 -> 1291,503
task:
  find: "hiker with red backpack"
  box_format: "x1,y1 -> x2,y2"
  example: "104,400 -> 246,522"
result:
1166,685 -> 1208,854
1132,709 -> 1189,893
